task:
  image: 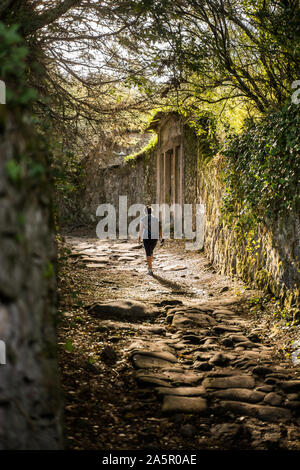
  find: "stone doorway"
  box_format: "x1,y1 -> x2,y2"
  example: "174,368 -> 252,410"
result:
157,144 -> 183,207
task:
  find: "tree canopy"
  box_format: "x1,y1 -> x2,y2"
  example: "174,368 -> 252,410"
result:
1,0 -> 299,145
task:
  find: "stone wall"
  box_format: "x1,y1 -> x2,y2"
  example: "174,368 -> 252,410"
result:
0,109 -> 62,449
197,154 -> 300,310
80,146 -> 157,228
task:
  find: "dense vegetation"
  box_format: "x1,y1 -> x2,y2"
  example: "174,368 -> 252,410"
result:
222,102 -> 300,232
0,22 -> 50,192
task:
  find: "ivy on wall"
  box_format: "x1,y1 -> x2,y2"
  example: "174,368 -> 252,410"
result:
221,102 -> 300,231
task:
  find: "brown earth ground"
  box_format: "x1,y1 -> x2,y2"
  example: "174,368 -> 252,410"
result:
57,228 -> 300,451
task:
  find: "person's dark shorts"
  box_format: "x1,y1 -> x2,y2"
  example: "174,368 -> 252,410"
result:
143,239 -> 158,257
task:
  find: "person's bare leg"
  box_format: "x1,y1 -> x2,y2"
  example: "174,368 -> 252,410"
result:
149,255 -> 153,270
147,255 -> 153,271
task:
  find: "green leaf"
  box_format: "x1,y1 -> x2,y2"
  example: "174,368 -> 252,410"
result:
65,339 -> 74,353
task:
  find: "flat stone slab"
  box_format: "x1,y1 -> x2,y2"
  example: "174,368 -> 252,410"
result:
172,313 -> 216,329
209,352 -> 234,366
263,392 -> 283,406
135,374 -> 171,387
96,320 -> 165,335
219,401 -> 292,423
109,243 -> 136,250
130,349 -> 177,363
227,334 -> 250,343
85,263 -> 108,268
156,386 -> 206,397
128,340 -> 175,354
163,265 -> 187,271
86,300 -> 154,320
171,315 -> 195,329
213,325 -> 241,334
203,375 -> 255,389
132,354 -> 178,370
118,256 -> 138,261
81,256 -> 110,263
280,381 -> 300,393
212,309 -> 235,315
190,303 -> 215,313
162,395 -> 207,414
172,342 -> 190,350
206,368 -> 243,377
135,369 -> 202,387
211,388 -> 265,403
168,371 -> 203,386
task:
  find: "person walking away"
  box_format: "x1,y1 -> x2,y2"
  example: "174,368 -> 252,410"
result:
138,206 -> 164,276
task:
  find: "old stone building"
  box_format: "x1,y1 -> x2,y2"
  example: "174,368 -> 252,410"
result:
149,112 -> 186,207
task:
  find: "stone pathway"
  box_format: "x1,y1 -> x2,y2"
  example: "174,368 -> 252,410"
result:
60,235 -> 300,450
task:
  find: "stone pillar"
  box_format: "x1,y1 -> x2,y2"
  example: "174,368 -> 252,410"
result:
156,150 -> 160,204
179,142 -> 184,207
171,147 -> 176,206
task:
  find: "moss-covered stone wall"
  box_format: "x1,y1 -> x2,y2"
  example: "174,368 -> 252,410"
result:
80,145 -> 157,228
0,109 -> 62,449
198,154 -> 300,311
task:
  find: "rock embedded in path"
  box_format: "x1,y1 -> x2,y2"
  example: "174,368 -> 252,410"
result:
96,319 -> 165,335
280,381 -> 300,393
181,334 -> 203,345
172,312 -> 216,330
211,388 -> 265,403
128,339 -> 175,355
257,385 -> 273,393
203,375 -> 255,390
210,423 -> 241,442
162,395 -> 207,414
135,369 -> 203,387
234,341 -> 257,350
81,255 -> 110,263
100,345 -> 117,363
193,352 -> 214,362
209,353 -> 232,367
252,366 -> 274,377
193,361 -> 213,371
221,338 -> 234,347
263,393 -> 283,406
218,401 -> 292,423
192,303 -> 215,313
180,424 -> 197,438
213,325 -> 241,334
156,299 -> 183,307
135,374 -> 171,387
163,265 -> 187,271
155,386 -> 206,397
117,256 -> 137,262
212,308 -> 234,316
226,334 -> 250,343
132,354 -> 179,370
171,315 -> 193,329
129,348 -> 177,364
86,299 -> 155,320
